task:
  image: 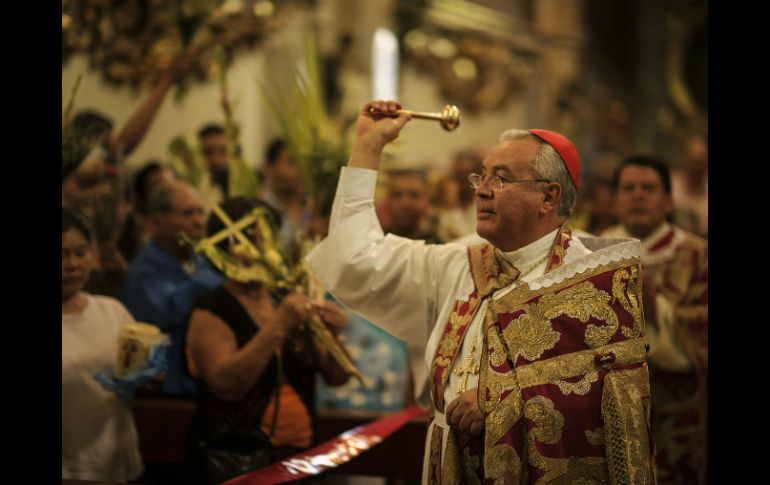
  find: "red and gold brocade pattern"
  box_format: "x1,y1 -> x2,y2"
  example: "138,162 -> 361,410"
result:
430,289 -> 483,411
478,254 -> 655,483
545,223 -> 574,272
426,224 -> 655,483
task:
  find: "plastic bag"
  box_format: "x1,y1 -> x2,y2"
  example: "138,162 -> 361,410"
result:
94,341 -> 168,401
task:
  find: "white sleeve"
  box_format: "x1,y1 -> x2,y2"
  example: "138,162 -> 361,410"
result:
116,302 -> 135,327
646,293 -> 692,372
307,167 -> 467,346
97,296 -> 136,331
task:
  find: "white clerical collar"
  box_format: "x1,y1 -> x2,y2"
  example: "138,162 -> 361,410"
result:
639,223 -> 673,252
612,222 -> 671,252
500,227 -> 559,273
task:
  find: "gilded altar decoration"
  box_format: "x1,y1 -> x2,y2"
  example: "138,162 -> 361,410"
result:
397,0 -> 540,112
62,0 -> 308,92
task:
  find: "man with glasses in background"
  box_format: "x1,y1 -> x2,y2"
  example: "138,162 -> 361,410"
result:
307,100 -> 655,483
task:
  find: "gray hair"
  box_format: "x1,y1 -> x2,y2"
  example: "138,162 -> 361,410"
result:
498,130 -> 577,218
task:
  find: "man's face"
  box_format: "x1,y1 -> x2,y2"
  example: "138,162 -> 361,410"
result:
453,154 -> 482,202
268,149 -> 302,194
201,133 -> 229,172
682,137 -> 708,174
475,138 -> 547,251
157,185 -> 207,243
614,165 -> 672,239
387,174 -> 430,235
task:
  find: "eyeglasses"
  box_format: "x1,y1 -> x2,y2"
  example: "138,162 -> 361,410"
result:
467,173 -> 550,190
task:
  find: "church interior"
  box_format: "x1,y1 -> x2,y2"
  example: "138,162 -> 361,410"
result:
61,1 -> 708,484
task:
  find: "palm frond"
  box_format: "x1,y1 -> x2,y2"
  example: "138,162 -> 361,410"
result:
168,133 -> 205,188
257,35 -> 349,213
62,73 -> 91,181
213,44 -> 260,197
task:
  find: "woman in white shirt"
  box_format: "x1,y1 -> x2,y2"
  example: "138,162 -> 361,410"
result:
62,207 -> 143,482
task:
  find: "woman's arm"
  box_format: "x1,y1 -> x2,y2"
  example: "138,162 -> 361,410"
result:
186,292 -> 311,401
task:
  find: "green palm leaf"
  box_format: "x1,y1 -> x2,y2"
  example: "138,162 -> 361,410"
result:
257,35 -> 348,214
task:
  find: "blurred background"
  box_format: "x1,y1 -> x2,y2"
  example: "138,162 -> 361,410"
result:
62,0 -> 707,179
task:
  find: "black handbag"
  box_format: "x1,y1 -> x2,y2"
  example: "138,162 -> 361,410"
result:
201,428 -> 275,484
200,428 -> 304,484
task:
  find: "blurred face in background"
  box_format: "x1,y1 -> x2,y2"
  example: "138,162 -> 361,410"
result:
62,228 -> 94,301
453,153 -> 483,205
386,173 -> 430,236
201,133 -> 229,172
266,148 -> 302,197
150,183 -> 207,251
614,165 -> 672,239
682,136 -> 708,177
439,178 -> 461,208
167,185 -> 206,242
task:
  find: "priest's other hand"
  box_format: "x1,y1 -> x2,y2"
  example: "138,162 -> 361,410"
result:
446,387 -> 484,435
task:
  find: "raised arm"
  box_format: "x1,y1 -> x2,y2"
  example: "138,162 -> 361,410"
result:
109,48 -> 197,157
347,100 -> 412,170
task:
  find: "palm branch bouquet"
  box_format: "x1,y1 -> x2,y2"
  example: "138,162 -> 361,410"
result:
62,74 -> 90,182
253,35 -> 365,382
179,203 -> 364,385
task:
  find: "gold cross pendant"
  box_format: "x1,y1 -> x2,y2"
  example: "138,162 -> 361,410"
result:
453,351 -> 480,396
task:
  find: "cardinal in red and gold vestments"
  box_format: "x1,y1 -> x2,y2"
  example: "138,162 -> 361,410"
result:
308,100 -> 656,483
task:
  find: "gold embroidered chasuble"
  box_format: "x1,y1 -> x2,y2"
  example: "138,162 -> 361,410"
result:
428,224 -> 656,484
